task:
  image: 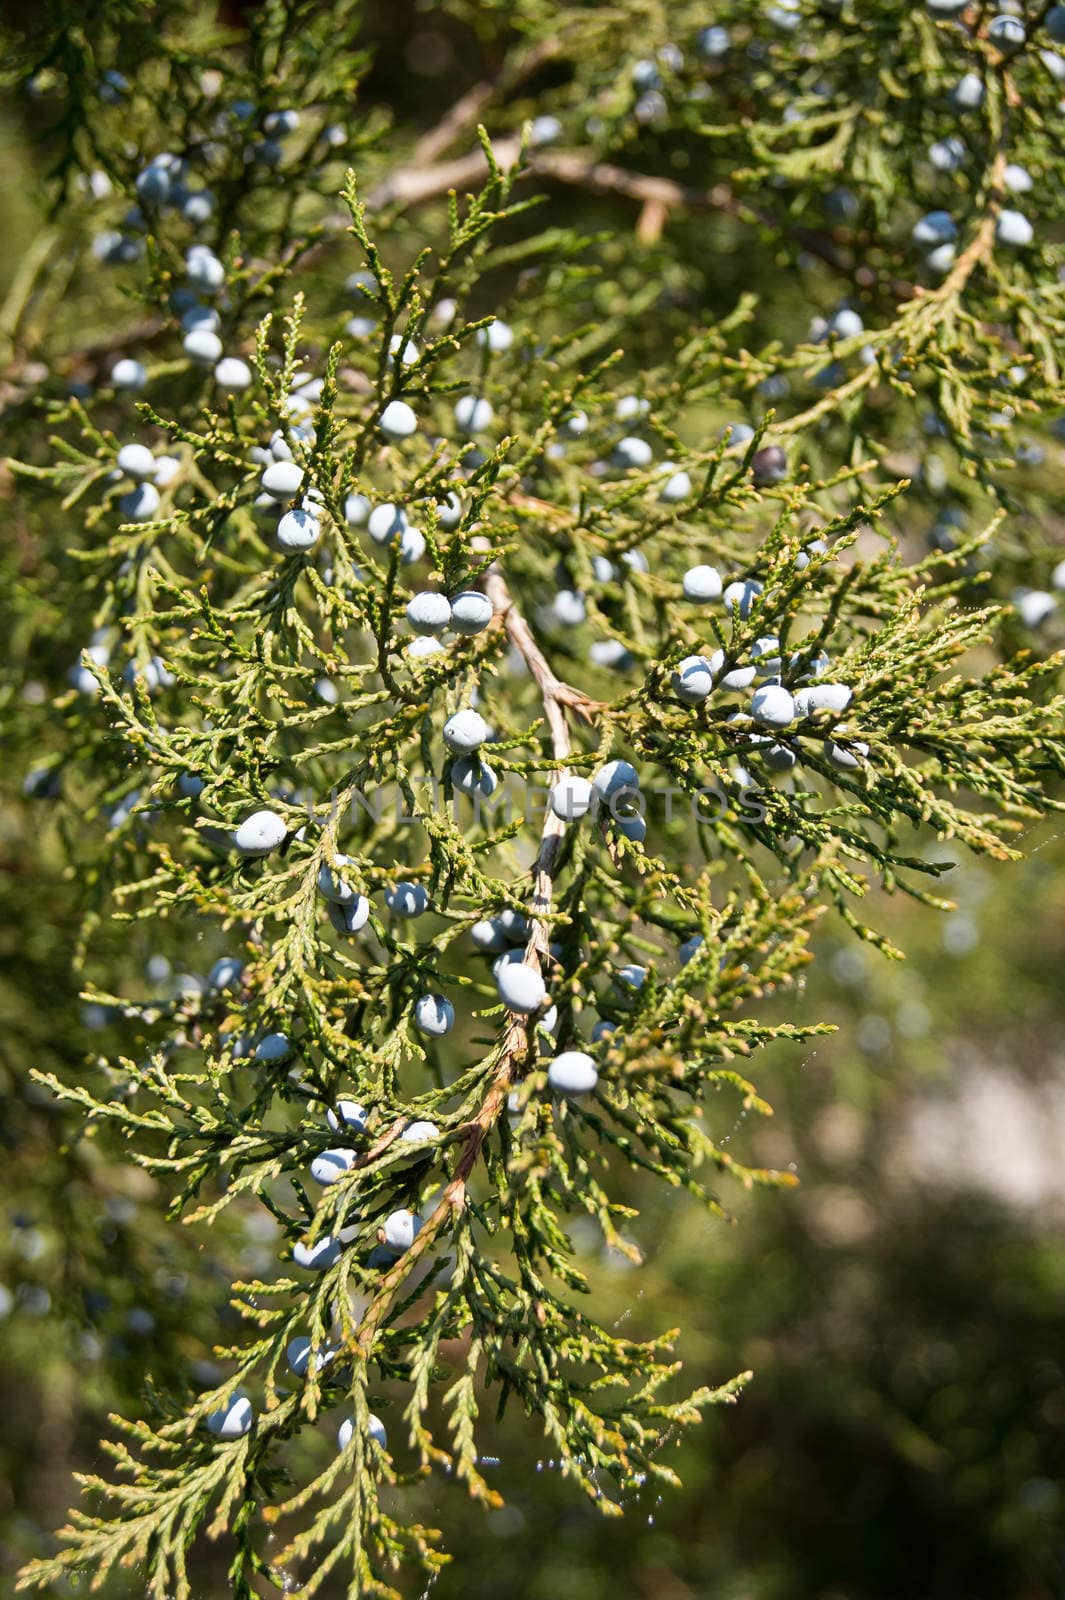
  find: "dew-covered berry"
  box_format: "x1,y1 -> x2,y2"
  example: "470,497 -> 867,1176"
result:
443,708 -> 489,754
952,72 -> 985,110
530,114 -> 563,146
310,1148 -> 355,1186
659,466 -> 692,502
1013,587 -> 1056,627
317,856 -> 361,904
337,1413 -> 387,1452
761,741 -> 797,772
613,435 -> 653,469
327,1102 -> 368,1137
406,592 -> 452,635
379,399 -> 417,439
122,653 -> 173,693
498,909 -> 529,943
497,962 -> 546,1013
182,303 -> 220,334
476,318 -> 514,352
206,1394 -> 253,1439
431,490 -> 463,530
988,14 -> 1025,50
454,395 -> 494,433
208,956 -> 244,990
385,881 -> 429,917
277,508 -> 320,550
344,492 -> 370,527
385,334 -> 419,371
234,809 -> 287,855
828,307 -> 864,340
367,502 -> 409,544
750,635 -> 782,677
400,1119 -> 439,1144
451,756 -> 498,799
616,394 -> 650,421
183,190 -> 216,225
261,461 -> 304,500
672,655 -> 714,705
682,564 -> 723,601
328,898 -> 371,935
287,1336 -> 334,1378
186,248 -> 225,294
697,24 -> 730,56
592,759 -> 639,802
450,591 -> 493,635
254,1031 -> 293,1062
996,209 -> 1034,248
551,588 -> 586,628
264,108 -> 301,135
399,525 -> 427,565
722,578 -> 764,618
117,442 -> 155,480
112,357 -> 148,390
135,162 -> 171,205
294,1235 -> 342,1271
471,917 -> 508,953
794,682 -> 852,715
414,993 -> 454,1036
589,639 -> 631,670
547,1050 -> 598,1095
825,738 -> 869,770
926,241 -> 956,274
184,328 -> 223,365
750,684 -> 796,727
381,1208 -> 421,1251
549,775 -> 596,820
929,136 -> 966,174
215,357 -> 252,391
118,482 -> 160,522
912,210 -> 957,248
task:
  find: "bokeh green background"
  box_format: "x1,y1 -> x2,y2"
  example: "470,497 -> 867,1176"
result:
2,5 -> 1064,1596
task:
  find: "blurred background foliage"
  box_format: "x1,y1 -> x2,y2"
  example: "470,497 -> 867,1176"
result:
1,2 -> 1064,1597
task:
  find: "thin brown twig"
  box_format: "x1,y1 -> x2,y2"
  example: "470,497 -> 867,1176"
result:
486,567 -> 575,963
352,572 -> 593,1359
368,133 -> 912,301
410,37 -> 563,169
410,83 -> 498,169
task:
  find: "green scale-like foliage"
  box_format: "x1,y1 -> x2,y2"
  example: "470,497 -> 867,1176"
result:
4,1 -> 1065,1595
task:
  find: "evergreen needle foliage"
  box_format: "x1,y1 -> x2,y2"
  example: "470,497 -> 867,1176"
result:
4,1 -> 1065,1595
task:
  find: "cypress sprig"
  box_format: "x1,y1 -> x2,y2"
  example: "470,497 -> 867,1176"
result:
6,2 -> 1065,1595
